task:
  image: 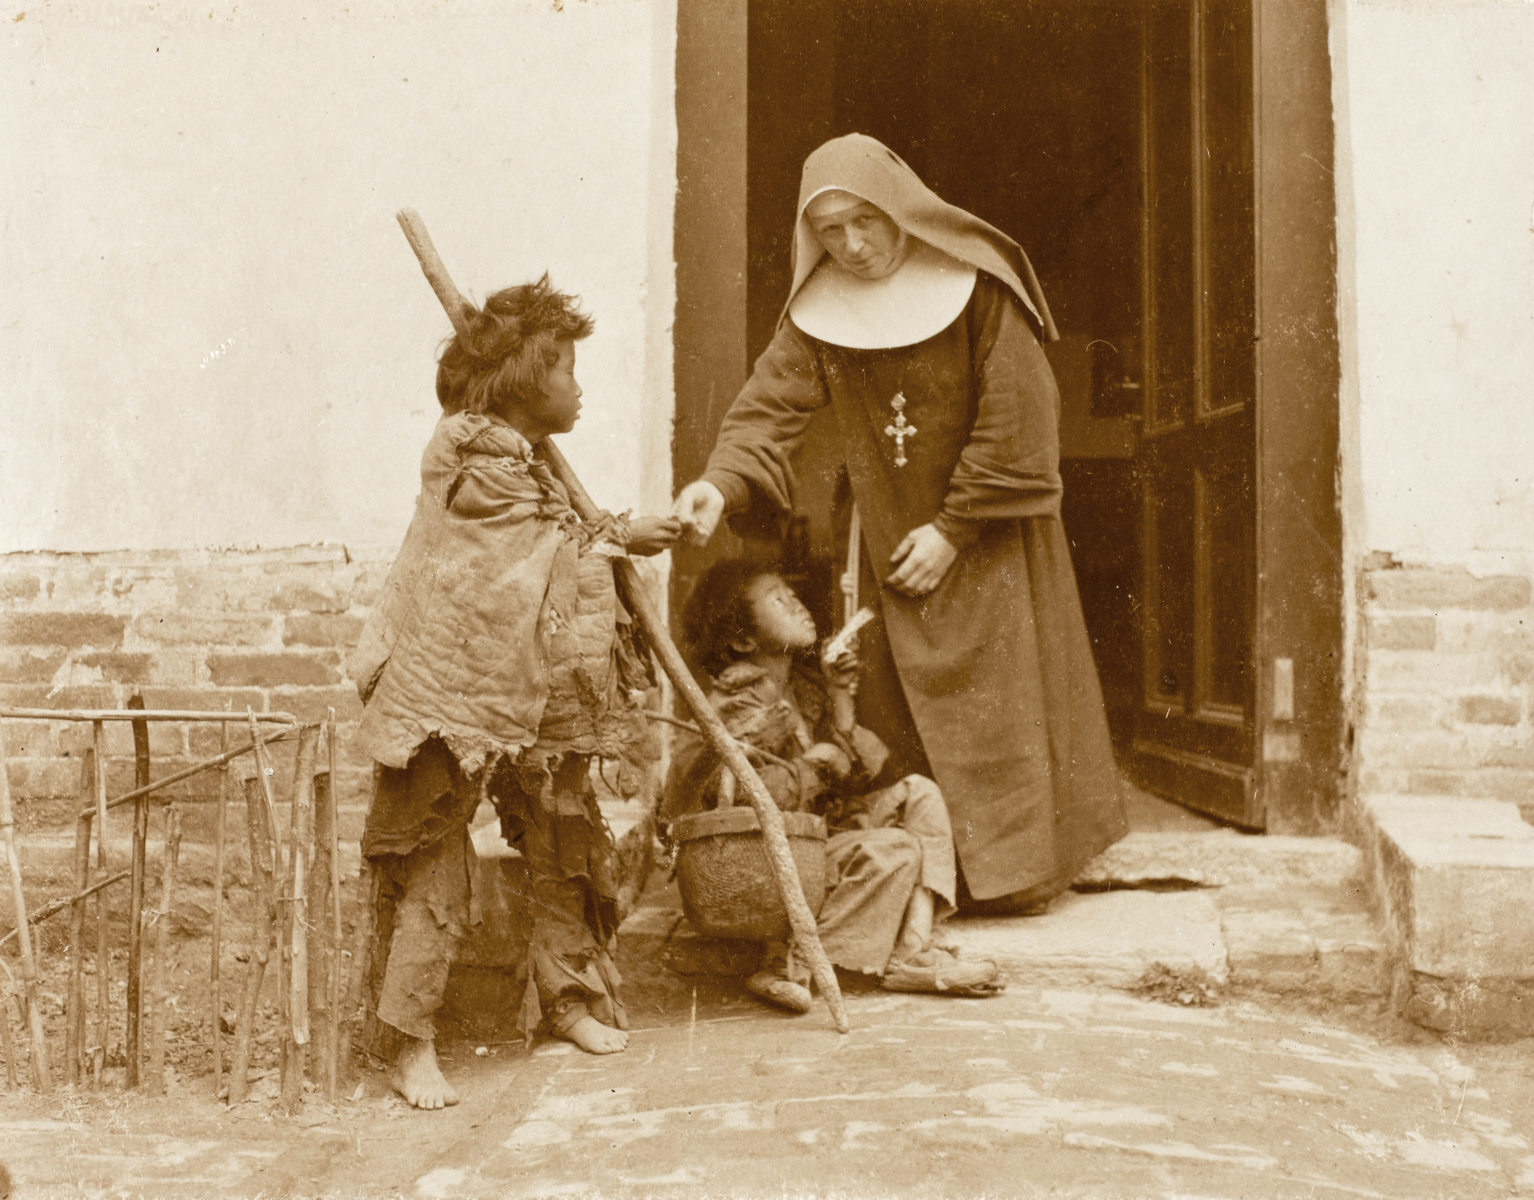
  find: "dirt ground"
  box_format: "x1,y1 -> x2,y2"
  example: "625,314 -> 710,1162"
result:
4,968 -> 1534,1199
6,860 -> 1534,1200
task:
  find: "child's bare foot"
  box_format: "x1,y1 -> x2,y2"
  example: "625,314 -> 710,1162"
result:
556,1012 -> 629,1054
390,1036 -> 459,1109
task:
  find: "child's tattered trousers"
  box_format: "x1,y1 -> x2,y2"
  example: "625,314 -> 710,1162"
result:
816,773 -> 959,976
373,822 -> 475,1042
364,738 -> 624,1047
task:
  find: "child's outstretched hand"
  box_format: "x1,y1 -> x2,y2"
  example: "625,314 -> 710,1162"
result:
628,515 -> 683,556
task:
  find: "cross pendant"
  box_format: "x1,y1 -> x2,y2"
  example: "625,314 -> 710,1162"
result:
884,393 -> 918,468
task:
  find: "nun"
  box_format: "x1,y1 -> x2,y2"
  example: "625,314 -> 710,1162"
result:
673,133 -> 1126,911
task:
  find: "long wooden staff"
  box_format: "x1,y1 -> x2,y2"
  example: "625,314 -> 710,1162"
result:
395,209 -> 848,1033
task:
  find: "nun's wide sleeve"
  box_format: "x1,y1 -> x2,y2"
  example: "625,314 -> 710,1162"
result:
932,279 -> 1064,548
700,321 -> 830,516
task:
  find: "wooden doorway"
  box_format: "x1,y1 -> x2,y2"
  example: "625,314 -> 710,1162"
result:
673,0 -> 1343,833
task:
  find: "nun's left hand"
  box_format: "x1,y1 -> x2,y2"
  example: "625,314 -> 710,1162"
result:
885,523 -> 957,597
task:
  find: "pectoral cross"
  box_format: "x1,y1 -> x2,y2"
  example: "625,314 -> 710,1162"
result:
884,393 -> 918,468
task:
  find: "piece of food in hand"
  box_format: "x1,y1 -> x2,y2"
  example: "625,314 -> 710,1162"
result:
824,606 -> 877,662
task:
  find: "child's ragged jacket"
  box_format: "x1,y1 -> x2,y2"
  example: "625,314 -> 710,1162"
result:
349,412 -> 651,775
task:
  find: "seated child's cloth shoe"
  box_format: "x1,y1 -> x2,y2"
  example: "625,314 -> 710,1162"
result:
881,941 -> 1003,997
746,971 -> 813,1013
747,940 -> 813,1013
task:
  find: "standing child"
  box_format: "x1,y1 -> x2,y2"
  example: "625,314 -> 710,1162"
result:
665,560 -> 1000,1012
349,276 -> 679,1108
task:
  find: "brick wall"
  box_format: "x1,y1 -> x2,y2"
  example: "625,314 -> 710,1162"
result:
1355,555 -> 1534,823
0,546 -> 387,841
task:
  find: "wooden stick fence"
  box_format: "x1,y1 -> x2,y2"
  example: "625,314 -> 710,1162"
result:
0,722 -> 50,1091
144,801 -> 182,1095
0,705 -> 351,1103
278,726 -> 319,1113
211,719 -> 230,1097
226,719 -> 279,1107
126,694 -> 150,1090
90,724 -> 109,1086
3,867 -> 130,951
0,958 -> 18,1090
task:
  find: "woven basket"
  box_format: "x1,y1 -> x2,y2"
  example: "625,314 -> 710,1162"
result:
671,805 -> 828,941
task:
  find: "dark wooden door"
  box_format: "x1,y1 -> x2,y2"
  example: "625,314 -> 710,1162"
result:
676,0 -> 1342,831
1132,0 -> 1261,826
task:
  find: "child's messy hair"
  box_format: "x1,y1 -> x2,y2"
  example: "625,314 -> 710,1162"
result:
435,274 -> 594,417
681,558 -> 779,679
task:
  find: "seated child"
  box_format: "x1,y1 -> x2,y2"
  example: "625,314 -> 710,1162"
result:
665,560 -> 1000,1011
348,275 -> 679,1108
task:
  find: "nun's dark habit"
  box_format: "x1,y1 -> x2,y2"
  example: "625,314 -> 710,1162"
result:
701,133 -> 1125,906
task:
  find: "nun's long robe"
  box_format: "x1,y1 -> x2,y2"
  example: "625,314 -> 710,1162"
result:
702,274 -> 1126,905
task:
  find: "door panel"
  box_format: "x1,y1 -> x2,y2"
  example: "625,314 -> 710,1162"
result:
1198,457 -> 1255,717
1144,1 -> 1196,436
694,0 -> 1341,831
1132,0 -> 1260,827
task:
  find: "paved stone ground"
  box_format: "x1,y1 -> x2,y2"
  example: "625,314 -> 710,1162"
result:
4,819 -> 1530,1199
5,958 -> 1534,1199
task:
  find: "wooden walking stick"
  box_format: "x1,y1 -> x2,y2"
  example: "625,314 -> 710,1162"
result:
395,208 -> 849,1033
0,721 -> 51,1090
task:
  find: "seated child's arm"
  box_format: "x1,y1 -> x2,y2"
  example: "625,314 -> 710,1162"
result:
822,642 -> 859,740
818,637 -> 888,781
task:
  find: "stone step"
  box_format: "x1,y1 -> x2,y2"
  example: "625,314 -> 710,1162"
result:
1074,829 -> 1365,889
1354,793 -> 1534,1038
618,831 -> 1390,1008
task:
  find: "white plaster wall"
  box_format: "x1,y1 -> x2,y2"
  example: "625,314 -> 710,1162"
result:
1337,0 -> 1534,570
1334,0 -> 1534,568
0,0 -> 675,554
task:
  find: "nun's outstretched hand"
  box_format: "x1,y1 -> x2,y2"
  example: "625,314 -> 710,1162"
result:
671,480 -> 725,547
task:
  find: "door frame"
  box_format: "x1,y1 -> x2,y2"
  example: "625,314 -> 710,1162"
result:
1248,0 -> 1343,833
671,0 -> 1344,834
